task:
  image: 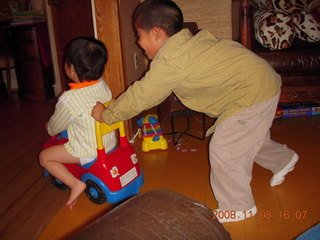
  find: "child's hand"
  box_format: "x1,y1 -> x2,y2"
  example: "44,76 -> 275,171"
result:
91,102 -> 106,122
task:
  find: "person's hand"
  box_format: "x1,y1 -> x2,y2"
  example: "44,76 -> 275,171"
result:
91,101 -> 106,122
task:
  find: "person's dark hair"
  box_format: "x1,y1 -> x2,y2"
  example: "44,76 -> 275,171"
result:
65,37 -> 107,81
133,0 -> 183,37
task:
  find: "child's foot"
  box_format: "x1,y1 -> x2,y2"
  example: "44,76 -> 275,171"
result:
270,153 -> 299,187
66,181 -> 86,209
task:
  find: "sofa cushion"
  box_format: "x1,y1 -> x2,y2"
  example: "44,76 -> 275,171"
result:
272,0 -> 311,14
253,9 -> 295,49
250,0 -> 312,12
252,0 -> 320,50
250,0 -> 274,10
293,10 -> 320,42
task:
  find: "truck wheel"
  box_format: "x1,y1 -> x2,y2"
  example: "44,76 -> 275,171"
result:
85,179 -> 107,205
50,176 -> 68,190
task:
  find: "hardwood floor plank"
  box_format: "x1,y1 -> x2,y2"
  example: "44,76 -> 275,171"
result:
38,193 -> 117,240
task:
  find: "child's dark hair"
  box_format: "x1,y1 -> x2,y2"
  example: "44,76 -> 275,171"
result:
133,0 -> 183,37
65,37 -> 107,81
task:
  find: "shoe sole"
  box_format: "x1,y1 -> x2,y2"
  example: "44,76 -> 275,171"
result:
270,153 -> 299,187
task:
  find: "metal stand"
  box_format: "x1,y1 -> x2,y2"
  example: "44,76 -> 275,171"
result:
164,109 -> 206,145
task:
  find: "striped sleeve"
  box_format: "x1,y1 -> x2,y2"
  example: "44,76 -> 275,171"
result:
47,95 -> 73,136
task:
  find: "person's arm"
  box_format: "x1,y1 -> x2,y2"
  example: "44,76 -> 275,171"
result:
47,96 -> 73,136
94,58 -> 185,125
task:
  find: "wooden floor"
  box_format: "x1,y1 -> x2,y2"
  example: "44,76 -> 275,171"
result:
0,94 -> 319,240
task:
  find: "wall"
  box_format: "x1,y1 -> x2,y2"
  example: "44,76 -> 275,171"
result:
174,0 -> 232,40
34,0 -> 45,13
118,0 -> 147,88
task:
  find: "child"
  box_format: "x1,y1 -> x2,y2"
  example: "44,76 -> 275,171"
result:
39,37 -> 116,209
91,0 -> 298,222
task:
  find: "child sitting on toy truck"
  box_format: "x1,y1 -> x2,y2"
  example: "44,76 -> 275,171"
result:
39,37 -> 116,209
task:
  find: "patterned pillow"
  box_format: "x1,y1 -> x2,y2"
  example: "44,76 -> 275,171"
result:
251,0 -> 312,12
253,9 -> 295,49
272,0 -> 312,14
293,10 -> 320,42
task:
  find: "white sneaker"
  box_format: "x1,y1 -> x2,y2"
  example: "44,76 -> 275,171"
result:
270,153 -> 299,187
213,206 -> 257,223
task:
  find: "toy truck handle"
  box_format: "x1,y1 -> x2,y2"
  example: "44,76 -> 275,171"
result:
95,101 -> 128,150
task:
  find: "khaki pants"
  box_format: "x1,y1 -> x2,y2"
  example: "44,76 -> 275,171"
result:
209,93 -> 295,210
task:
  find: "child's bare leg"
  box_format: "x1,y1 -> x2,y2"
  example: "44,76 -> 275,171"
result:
39,145 -> 86,209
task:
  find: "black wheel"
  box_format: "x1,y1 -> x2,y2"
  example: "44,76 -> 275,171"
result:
85,179 -> 107,205
50,176 -> 69,190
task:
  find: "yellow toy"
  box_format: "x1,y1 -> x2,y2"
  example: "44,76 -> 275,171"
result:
137,114 -> 168,152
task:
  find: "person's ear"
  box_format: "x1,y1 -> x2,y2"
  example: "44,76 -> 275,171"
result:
70,64 -> 79,77
152,27 -> 165,41
70,64 -> 76,73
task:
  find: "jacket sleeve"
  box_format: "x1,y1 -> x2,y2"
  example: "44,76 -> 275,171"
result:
102,57 -> 185,125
